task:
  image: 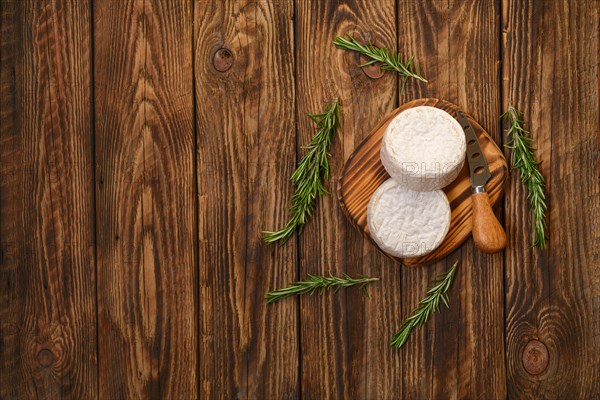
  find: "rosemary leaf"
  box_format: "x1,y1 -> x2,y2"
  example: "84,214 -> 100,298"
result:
266,274 -> 379,304
263,99 -> 341,244
333,35 -> 427,91
502,106 -> 548,248
391,261 -> 458,349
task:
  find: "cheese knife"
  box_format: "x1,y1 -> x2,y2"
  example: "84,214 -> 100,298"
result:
456,110 -> 507,254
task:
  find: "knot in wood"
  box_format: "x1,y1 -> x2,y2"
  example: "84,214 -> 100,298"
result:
344,30 -> 383,79
359,54 -> 384,79
36,348 -> 55,367
522,340 -> 549,375
213,48 -> 233,72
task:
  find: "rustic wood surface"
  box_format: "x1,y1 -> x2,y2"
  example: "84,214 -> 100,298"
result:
338,98 -> 508,266
396,2 -> 508,398
296,2 -> 402,398
502,0 -> 600,398
0,1 -> 97,398
194,1 -> 298,398
94,0 -> 197,398
0,0 -> 598,399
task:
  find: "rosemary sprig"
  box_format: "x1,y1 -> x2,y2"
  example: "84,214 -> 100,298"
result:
266,273 -> 379,304
333,35 -> 427,91
263,99 -> 341,244
502,106 -> 547,248
391,261 -> 458,349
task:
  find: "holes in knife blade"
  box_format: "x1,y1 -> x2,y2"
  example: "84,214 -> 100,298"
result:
471,152 -> 480,159
468,139 -> 476,145
474,166 -> 484,174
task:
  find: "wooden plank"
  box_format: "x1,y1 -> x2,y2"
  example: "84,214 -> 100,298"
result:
93,0 -> 197,398
295,1 -> 401,398
194,1 -> 298,398
0,0 -> 97,398
397,1 -> 506,398
502,0 -> 600,397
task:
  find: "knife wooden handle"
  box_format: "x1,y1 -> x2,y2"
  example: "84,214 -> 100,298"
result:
471,191 -> 507,254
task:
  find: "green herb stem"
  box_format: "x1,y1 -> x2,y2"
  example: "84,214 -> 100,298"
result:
266,274 -> 379,304
333,35 -> 427,91
263,99 -> 340,244
502,106 -> 548,248
391,261 -> 458,348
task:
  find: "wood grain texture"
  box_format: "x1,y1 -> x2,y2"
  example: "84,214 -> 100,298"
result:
0,1 -> 97,398
338,98 -> 508,266
94,0 -> 197,398
0,0 -> 599,397
397,1 -> 506,398
194,1 -> 298,398
502,0 -> 600,397
296,1 -> 403,398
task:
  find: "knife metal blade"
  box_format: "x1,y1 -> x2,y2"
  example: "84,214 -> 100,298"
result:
456,110 -> 491,192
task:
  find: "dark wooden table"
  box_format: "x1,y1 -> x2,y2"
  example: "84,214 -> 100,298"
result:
1,1 -> 598,399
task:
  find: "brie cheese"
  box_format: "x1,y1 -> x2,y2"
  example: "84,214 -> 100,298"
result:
367,179 -> 451,258
380,106 -> 466,191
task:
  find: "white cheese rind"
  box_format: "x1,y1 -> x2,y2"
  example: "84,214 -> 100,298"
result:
380,106 -> 466,191
367,179 -> 451,258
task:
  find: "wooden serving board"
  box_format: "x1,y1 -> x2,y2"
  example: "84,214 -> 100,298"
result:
338,98 -> 508,266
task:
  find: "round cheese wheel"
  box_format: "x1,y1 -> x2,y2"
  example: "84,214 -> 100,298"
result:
367,179 -> 451,258
380,106 -> 466,191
